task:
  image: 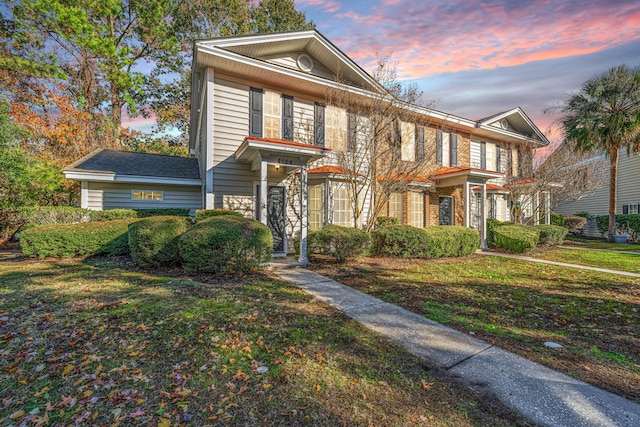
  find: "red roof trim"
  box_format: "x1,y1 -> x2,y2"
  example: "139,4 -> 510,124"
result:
236,136 -> 332,155
378,173 -> 436,185
430,166 -> 505,178
308,165 -> 348,175
472,184 -> 510,192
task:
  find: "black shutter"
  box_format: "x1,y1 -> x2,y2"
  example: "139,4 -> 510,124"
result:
347,112 -> 356,152
623,205 -> 629,214
249,87 -> 263,137
637,204 -> 640,214
282,94 -> 293,141
450,133 -> 458,167
415,126 -> 425,161
508,149 -> 513,176
480,142 -> 487,169
436,130 -> 443,165
314,102 -> 325,147
496,145 -> 501,172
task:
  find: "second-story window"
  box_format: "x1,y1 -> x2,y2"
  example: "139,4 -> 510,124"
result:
326,105 -> 347,150
264,90 -> 281,139
401,121 -> 415,161
437,130 -> 458,167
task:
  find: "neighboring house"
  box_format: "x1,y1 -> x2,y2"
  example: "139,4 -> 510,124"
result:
554,150 -> 640,236
64,29 -> 550,263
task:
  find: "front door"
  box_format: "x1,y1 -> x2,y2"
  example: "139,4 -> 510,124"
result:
439,196 -> 453,225
267,186 -> 286,253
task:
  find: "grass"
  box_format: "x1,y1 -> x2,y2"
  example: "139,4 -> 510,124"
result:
310,255 -> 640,403
0,255 -> 530,426
564,237 -> 640,252
535,248 -> 640,273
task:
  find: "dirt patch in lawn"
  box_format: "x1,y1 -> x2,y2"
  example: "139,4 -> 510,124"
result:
308,254 -> 640,403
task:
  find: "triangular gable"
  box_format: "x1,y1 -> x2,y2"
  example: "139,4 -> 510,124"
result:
196,30 -> 385,94
478,107 -> 549,145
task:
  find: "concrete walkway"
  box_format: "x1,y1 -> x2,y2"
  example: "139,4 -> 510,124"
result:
270,260 -> 640,427
477,251 -> 640,278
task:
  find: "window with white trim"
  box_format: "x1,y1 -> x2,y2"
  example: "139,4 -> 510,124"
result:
401,121 -> 415,161
326,106 -> 347,151
333,186 -> 352,227
389,193 -> 403,223
264,90 -> 281,139
132,190 -> 163,201
309,185 -> 324,231
409,192 -> 424,228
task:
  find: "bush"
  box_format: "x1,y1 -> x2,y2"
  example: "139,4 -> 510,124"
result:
134,208 -> 191,218
486,219 -> 505,247
535,224 -> 568,245
615,214 -> 640,242
372,225 -> 479,258
422,226 -> 480,258
308,225 -> 370,262
564,216 -> 588,234
371,224 -> 429,258
89,209 -> 138,221
20,219 -> 137,258
574,211 -> 590,218
179,216 -> 272,274
550,212 -> 565,227
195,209 -> 244,221
493,224 -> 540,253
3,206 -> 90,234
595,215 -> 609,237
375,216 -> 399,228
129,216 -> 192,268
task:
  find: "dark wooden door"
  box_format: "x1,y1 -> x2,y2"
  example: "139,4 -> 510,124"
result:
267,186 -> 286,253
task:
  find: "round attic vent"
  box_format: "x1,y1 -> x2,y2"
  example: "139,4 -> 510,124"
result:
500,119 -> 509,129
297,54 -> 314,72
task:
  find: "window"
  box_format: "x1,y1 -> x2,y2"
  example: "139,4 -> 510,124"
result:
309,185 -> 324,231
264,90 -> 281,139
496,145 -> 502,172
480,142 -> 486,169
511,148 -> 519,176
132,190 -> 163,201
333,186 -> 352,226
400,121 -> 415,161
326,105 -> 347,150
623,204 -> 639,214
389,193 -> 403,222
437,130 -> 458,166
249,87 -> 263,137
488,195 -> 497,219
409,192 -> 424,228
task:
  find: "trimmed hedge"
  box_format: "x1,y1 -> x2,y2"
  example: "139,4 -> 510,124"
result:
195,209 -> 244,221
129,216 -> 192,268
372,225 -> 479,258
89,209 -> 138,221
179,216 -> 272,274
615,214 -> 640,242
535,224 -> 568,245
493,224 -> 539,253
486,219 -> 505,247
375,216 -> 399,228
308,225 -> 371,262
20,219 -> 137,258
550,211 -> 566,227
596,215 -> 609,237
134,208 -> 190,218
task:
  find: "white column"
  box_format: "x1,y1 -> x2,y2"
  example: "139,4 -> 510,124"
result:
80,181 -> 89,209
534,192 -> 540,225
204,67 -> 215,209
545,191 -> 551,225
463,181 -> 470,228
299,165 -> 309,266
481,182 -> 488,250
259,160 -> 268,225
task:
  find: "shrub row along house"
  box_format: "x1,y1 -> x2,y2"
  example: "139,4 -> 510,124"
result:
63,30 -> 551,263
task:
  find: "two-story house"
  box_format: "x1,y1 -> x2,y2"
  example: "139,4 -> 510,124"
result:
64,29 -> 550,263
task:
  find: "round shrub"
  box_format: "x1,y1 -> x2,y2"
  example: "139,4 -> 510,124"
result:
422,226 -> 480,258
486,219 -> 505,247
564,216 -> 588,235
550,211 -> 566,227
308,225 -> 371,262
375,216 -> 399,228
179,216 -> 273,274
129,216 -> 192,268
372,224 -> 429,258
20,219 -> 137,258
535,224 -> 569,245
493,224 -> 540,253
195,209 -> 243,221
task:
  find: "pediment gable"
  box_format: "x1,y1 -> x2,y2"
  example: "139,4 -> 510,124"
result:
196,30 -> 385,93
478,107 -> 548,144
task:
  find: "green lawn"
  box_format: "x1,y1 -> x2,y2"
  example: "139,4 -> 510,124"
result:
0,255 -> 528,426
311,255 -> 640,403
564,237 -> 640,252
535,249 -> 640,273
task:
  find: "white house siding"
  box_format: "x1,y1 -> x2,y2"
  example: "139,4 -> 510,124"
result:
86,182 -> 202,214
470,141 -> 481,169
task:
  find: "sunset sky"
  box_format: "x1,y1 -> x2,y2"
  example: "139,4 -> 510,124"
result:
124,0 -> 640,154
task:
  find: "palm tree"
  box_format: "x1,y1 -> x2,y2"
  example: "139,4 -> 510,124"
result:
560,65 -> 640,241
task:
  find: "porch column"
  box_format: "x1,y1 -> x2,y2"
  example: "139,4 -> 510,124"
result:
259,160 -> 268,225
481,182 -> 488,250
534,192 -> 540,225
299,165 -> 309,266
544,191 -> 551,225
463,181 -> 470,227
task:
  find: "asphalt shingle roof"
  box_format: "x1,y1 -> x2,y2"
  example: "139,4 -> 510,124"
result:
65,149 -> 200,181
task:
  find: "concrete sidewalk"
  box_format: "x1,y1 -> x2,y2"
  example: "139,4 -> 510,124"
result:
271,261 -> 640,427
